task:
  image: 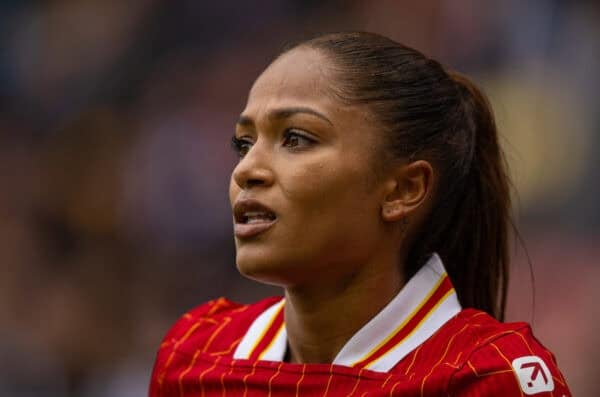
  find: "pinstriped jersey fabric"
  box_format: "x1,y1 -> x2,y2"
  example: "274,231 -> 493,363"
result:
150,257 -> 571,396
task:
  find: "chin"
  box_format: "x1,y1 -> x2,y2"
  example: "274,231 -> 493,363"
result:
235,250 -> 299,287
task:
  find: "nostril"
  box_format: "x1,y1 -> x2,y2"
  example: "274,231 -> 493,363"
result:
246,178 -> 264,188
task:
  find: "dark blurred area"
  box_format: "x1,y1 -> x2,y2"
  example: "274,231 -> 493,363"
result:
0,1 -> 598,396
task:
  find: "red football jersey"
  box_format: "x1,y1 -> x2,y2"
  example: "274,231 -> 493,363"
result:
150,255 -> 571,396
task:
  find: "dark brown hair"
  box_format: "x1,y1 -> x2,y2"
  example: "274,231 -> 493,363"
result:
288,32 -> 512,320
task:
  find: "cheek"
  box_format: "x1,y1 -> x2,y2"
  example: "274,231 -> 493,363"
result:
282,161 -> 335,206
277,161 -> 381,277
229,175 -> 239,206
283,160 -> 377,230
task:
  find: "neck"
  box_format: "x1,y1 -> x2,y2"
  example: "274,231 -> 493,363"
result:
283,256 -> 404,364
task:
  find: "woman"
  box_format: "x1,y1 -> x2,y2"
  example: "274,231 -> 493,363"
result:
150,32 -> 571,396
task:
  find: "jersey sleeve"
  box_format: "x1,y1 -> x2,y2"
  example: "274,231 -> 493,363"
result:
447,326 -> 571,396
149,298 -> 235,397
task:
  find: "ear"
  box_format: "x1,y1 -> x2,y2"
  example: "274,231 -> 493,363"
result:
381,160 -> 434,222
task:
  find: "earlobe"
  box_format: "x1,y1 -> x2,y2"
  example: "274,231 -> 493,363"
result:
381,200 -> 405,222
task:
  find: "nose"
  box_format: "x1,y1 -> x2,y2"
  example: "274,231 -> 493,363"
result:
232,141 -> 275,190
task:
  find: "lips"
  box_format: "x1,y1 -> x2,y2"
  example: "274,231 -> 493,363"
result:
233,199 -> 277,238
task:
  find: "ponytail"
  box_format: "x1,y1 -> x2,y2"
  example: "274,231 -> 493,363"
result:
409,72 -> 511,320
298,32 -> 512,320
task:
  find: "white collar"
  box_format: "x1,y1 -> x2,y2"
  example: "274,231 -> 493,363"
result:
233,253 -> 462,372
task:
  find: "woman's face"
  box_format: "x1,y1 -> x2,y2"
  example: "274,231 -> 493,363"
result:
230,47 -> 389,288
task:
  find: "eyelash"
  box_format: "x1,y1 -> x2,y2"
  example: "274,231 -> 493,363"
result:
230,136 -> 252,158
231,129 -> 317,158
283,129 -> 317,150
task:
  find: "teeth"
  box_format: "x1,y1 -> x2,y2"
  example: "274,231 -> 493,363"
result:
244,211 -> 274,224
247,218 -> 267,224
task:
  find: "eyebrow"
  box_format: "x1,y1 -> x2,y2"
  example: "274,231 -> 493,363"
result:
237,107 -> 333,127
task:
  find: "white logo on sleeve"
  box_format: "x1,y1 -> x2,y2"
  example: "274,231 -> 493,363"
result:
511,356 -> 554,395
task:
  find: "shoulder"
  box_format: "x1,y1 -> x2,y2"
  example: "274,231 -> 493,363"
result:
445,309 -> 571,396
151,296 -> 281,372
150,296 -> 282,395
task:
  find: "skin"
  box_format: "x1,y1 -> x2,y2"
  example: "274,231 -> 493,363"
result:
229,47 -> 434,364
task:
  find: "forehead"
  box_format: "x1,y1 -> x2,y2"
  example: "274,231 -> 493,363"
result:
246,47 -> 337,110
241,47 -> 383,156
242,47 -> 386,173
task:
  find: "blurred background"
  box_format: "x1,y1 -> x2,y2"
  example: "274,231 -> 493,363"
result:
0,1 -> 598,396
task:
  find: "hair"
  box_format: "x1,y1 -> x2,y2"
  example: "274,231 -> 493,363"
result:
285,32 -> 512,320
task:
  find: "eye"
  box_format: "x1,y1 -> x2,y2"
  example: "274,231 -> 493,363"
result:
231,136 -> 253,158
282,129 -> 316,150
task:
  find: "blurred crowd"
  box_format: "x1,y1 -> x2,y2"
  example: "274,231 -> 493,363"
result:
0,1 -> 598,396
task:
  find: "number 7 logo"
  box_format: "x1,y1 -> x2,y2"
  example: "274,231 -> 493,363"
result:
511,356 -> 555,395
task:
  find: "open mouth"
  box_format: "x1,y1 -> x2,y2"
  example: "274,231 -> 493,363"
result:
238,210 -> 277,224
233,199 -> 277,237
